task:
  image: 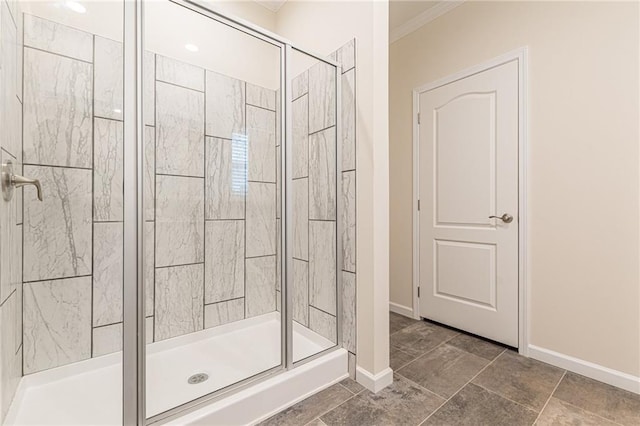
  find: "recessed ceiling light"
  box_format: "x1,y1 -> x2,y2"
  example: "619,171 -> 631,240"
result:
185,44 -> 199,52
65,1 -> 86,14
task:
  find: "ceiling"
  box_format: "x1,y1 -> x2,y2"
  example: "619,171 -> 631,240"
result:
389,0 -> 441,33
253,0 -> 288,13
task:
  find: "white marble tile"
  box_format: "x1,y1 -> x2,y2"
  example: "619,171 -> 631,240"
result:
204,299 -> 244,329
245,182 -> 276,258
308,61 -> 336,134
144,126 -> 155,221
293,259 -> 309,327
276,145 -> 281,219
276,218 -> 281,292
23,47 -> 93,168
309,221 -> 336,316
156,81 -> 204,177
16,1 -> 23,103
155,175 -> 204,267
145,222 -> 155,318
205,71 -> 245,139
1,291 -> 21,419
245,256 -> 276,318
23,166 -> 92,282
205,137 -> 246,220
14,227 -> 22,351
92,323 -> 122,357
24,276 -> 92,374
342,271 -> 356,353
0,151 -> 19,302
309,306 -> 336,343
145,316 -> 154,344
292,70 -> 308,100
309,126 -> 337,220
292,178 -> 309,260
292,95 -> 309,179
246,83 -> 276,111
1,3 -> 18,158
341,69 -> 356,171
94,118 -> 123,222
342,171 -> 356,273
93,222 -> 123,327
23,14 -> 93,62
144,51 -> 155,126
155,263 -> 204,341
94,36 -> 123,120
205,220 -> 244,304
247,105 -> 276,183
156,55 -> 204,91
334,39 -> 355,73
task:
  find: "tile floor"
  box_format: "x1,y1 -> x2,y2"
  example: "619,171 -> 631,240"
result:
260,313 -> 640,426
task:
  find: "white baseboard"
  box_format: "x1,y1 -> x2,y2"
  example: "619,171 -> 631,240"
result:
356,366 -> 394,393
389,302 -> 415,319
528,345 -> 640,395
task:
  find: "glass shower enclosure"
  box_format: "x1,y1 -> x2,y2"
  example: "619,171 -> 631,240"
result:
0,0 -> 342,424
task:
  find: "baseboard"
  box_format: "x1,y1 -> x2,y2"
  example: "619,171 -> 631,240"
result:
528,345 -> 640,395
356,366 -> 393,393
389,302 -> 415,319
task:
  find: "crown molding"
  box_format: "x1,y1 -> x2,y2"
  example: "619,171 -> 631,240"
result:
390,1 -> 465,44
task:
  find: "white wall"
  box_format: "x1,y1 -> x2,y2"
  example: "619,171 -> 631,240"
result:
389,1 -> 640,378
277,0 -> 391,379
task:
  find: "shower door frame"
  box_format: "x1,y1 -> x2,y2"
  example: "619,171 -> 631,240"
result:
122,1 -> 344,424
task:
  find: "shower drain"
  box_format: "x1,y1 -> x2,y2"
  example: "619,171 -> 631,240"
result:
187,373 -> 209,384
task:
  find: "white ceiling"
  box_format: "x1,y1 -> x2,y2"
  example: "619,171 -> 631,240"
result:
389,0 -> 441,32
252,0 -> 288,13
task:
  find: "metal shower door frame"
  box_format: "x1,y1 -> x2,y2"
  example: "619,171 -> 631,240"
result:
122,1 -> 343,424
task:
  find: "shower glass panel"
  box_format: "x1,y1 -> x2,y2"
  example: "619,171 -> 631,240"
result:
288,49 -> 340,363
2,1 -> 126,425
143,1 -> 283,418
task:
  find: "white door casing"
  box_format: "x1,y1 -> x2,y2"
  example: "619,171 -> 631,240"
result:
417,59 -> 520,347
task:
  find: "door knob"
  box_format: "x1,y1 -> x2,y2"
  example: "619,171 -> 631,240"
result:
2,160 -> 43,202
489,213 -> 513,223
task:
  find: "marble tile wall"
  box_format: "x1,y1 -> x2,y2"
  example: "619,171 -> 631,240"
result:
290,40 -> 356,374
19,14 -> 279,375
0,1 -> 23,417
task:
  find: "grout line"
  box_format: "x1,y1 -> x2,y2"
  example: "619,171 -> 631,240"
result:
246,102 -> 276,113
419,348 -> 507,424
532,370 -> 566,424
155,78 -> 204,94
90,33 -> 96,358
23,45 -> 93,64
544,397 -> 626,426
473,380 -> 543,416
23,274 -> 93,284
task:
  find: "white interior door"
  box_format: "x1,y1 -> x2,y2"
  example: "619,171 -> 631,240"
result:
418,60 -> 519,347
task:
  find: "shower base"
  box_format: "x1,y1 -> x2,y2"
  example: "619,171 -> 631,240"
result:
6,312 -> 338,425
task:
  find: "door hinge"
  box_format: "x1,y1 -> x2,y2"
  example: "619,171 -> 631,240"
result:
417,199 -> 420,211
417,113 -> 421,125
417,287 -> 420,298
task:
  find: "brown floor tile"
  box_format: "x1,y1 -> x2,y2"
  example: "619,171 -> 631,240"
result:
339,378 -> 365,394
260,384 -> 353,426
422,383 -> 538,426
397,344 -> 489,398
322,374 -> 444,426
535,397 -> 619,426
390,321 -> 458,357
390,312 -> 419,334
447,333 -> 505,361
472,350 -> 564,411
553,372 -> 640,426
390,345 -> 418,370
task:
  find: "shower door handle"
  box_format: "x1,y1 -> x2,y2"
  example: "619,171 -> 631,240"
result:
2,160 -> 43,201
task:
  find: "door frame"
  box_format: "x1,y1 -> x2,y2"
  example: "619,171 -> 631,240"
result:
411,47 -> 529,354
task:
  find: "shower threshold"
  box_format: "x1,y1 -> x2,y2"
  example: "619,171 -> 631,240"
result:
6,312 -> 335,425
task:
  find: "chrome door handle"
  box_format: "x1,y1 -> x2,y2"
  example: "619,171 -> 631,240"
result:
2,160 -> 43,202
489,213 -> 513,223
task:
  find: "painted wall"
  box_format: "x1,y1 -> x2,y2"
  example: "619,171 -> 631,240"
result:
389,1 -> 640,377
276,0 -> 390,378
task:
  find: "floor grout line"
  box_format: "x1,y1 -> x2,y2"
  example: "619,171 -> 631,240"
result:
472,381 -> 544,416
419,348 -> 507,425
532,370 -> 566,424
545,397 -> 626,426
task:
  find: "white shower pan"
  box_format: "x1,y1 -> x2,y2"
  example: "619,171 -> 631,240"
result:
6,312 -> 346,425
